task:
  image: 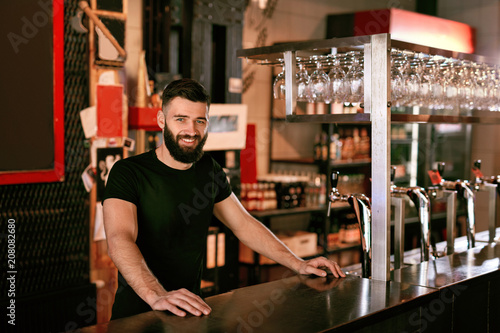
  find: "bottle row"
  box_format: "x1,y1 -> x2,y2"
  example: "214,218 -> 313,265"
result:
313,127 -> 370,162
328,220 -> 362,247
294,101 -> 361,115
240,173 -> 328,211
240,171 -> 368,212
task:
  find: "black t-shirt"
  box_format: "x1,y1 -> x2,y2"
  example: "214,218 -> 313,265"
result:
103,150 -> 232,319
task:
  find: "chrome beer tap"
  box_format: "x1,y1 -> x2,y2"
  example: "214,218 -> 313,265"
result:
471,160 -> 498,243
327,171 -> 372,278
427,166 -> 457,256
390,166 -> 433,263
435,162 -> 476,249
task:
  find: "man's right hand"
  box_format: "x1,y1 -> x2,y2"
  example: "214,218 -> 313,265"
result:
148,288 -> 212,317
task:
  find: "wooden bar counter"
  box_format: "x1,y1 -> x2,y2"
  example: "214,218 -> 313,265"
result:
79,231 -> 500,332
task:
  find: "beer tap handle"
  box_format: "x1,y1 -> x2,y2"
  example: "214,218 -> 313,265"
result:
472,159 -> 484,185
474,160 -> 482,170
327,171 -> 340,217
437,162 -> 446,179
331,171 -> 340,189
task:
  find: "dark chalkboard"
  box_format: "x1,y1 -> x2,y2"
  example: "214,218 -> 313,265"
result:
0,0 -> 64,184
96,0 -> 123,13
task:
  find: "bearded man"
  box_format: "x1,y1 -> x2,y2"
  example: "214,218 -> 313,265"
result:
103,78 -> 345,320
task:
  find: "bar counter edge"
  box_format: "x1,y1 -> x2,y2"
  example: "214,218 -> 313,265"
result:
77,229 -> 500,333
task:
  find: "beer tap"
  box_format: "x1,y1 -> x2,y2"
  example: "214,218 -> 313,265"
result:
327,171 -> 372,278
390,166 -> 433,263
427,165 -> 457,256
434,162 -> 476,249
471,160 -> 498,243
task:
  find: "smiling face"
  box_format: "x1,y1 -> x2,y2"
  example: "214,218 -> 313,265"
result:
161,97 -> 209,164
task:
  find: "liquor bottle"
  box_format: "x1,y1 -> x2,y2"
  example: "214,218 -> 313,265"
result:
313,134 -> 322,161
321,132 -> 328,161
359,127 -> 370,159
353,127 -> 360,159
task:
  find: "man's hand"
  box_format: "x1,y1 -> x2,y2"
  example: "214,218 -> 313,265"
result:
148,288 -> 212,317
296,256 -> 346,278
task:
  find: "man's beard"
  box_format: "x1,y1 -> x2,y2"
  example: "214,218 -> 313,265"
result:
163,125 -> 208,164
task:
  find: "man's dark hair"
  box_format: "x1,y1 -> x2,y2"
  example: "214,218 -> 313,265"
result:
161,78 -> 211,112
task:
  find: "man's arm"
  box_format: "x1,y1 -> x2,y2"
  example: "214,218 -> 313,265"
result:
213,193 -> 345,278
103,198 -> 212,317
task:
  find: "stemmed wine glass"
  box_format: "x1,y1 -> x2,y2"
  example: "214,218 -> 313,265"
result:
273,59 -> 286,100
342,51 -> 364,104
492,67 -> 500,111
443,61 -> 460,111
484,66 -> 500,111
296,59 -> 310,102
328,54 -> 346,104
428,56 -> 446,110
418,55 -> 433,107
390,52 -> 406,107
472,63 -> 491,110
403,56 -> 422,106
457,61 -> 475,111
307,56 -> 330,103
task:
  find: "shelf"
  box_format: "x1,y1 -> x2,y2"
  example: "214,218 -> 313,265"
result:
236,36 -> 369,62
286,113 -> 371,124
270,158 -> 371,167
250,206 -> 326,219
238,35 -> 499,68
331,158 -> 371,168
271,158 -> 315,164
313,158 -> 372,168
391,111 -> 500,125
282,112 -> 500,125
250,203 -> 351,219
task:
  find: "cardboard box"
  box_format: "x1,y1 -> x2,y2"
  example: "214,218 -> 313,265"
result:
239,231 -> 318,265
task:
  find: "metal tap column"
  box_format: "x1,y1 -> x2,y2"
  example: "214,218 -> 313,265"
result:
284,51 -> 297,116
445,190 -> 457,255
392,196 -> 406,270
367,34 -> 391,281
483,183 -> 498,242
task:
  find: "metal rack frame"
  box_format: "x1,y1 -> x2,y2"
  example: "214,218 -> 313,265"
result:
237,33 -> 500,281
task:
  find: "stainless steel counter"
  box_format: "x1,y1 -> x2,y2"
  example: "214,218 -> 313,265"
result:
395,243 -> 500,288
78,229 -> 500,332
79,274 -> 437,333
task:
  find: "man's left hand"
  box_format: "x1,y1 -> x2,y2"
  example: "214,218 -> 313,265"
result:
296,256 -> 346,278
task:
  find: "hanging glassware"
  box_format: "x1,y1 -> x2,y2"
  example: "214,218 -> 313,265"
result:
273,59 -> 286,100
390,54 -> 406,107
296,59 -> 310,102
328,54 -> 346,104
307,56 -> 330,103
342,51 -> 364,104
